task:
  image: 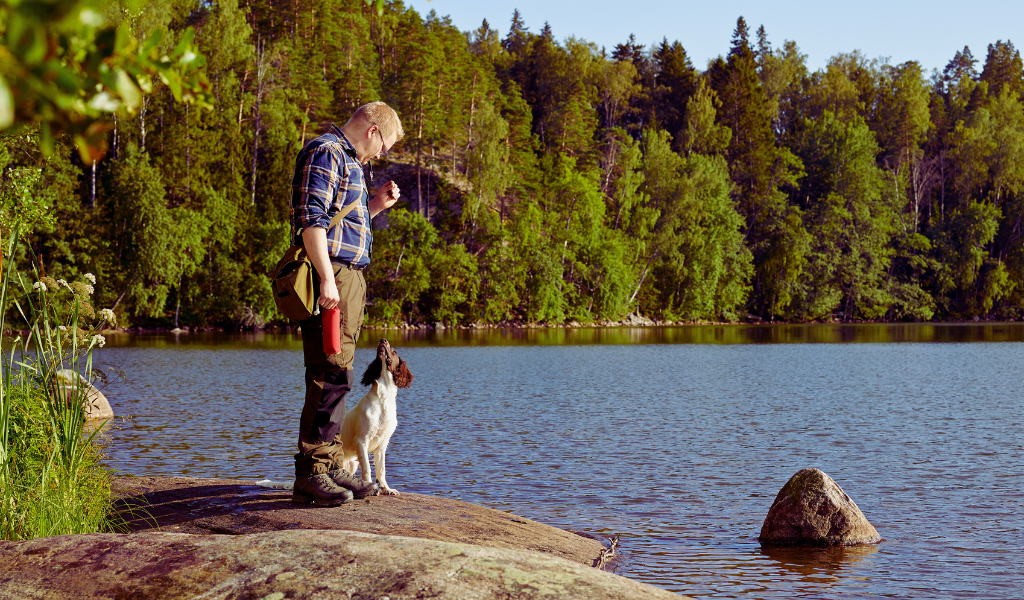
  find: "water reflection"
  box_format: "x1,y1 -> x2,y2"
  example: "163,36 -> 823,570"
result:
758,544 -> 880,580
98,321 -> 1024,348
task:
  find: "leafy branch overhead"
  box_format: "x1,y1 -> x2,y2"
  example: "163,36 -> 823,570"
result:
0,0 -> 211,161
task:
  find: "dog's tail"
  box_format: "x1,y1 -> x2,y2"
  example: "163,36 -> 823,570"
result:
255,479 -> 294,490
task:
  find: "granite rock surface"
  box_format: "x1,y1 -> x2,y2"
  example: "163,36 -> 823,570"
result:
112,476 -> 605,566
0,529 -> 684,600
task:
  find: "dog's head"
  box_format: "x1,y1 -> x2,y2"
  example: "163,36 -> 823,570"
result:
360,338 -> 414,388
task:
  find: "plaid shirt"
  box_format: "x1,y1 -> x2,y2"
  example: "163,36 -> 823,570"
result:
291,125 -> 372,267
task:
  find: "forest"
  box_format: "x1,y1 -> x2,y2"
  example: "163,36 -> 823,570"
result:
3,0 -> 1024,328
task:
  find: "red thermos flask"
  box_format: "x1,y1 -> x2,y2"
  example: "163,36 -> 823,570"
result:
322,307 -> 342,354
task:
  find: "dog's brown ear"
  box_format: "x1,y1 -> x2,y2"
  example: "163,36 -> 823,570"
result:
361,357 -> 383,386
394,360 -> 414,389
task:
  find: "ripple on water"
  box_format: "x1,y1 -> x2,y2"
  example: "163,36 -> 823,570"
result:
95,335 -> 1024,598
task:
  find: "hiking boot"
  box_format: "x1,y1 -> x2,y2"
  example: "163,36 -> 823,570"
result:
292,473 -> 354,506
328,469 -> 378,498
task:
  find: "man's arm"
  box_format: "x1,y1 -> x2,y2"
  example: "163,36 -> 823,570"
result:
302,227 -> 339,309
293,144 -> 345,309
368,180 -> 401,218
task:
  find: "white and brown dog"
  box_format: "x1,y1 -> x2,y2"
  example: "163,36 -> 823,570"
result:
257,339 -> 413,495
337,338 -> 413,495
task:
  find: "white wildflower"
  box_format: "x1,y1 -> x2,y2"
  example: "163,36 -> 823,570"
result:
57,278 -> 72,290
58,325 -> 67,332
90,334 -> 106,348
99,308 -> 116,324
84,273 -> 96,284
84,284 -> 94,295
33,281 -> 47,292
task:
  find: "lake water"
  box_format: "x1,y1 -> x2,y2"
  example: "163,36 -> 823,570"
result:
93,324 -> 1024,598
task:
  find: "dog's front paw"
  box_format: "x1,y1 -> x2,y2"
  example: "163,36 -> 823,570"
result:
381,487 -> 400,496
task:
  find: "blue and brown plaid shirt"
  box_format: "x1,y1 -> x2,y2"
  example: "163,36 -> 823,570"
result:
291,125 -> 372,267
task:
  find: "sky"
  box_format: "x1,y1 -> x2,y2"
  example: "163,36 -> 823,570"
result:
404,0 -> 1024,75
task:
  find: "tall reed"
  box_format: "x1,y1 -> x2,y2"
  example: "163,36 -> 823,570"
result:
0,226 -> 121,540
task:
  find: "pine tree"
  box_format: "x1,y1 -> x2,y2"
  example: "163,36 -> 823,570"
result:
470,19 -> 503,64
981,40 -> 1024,99
708,18 -> 805,318
652,39 -> 698,144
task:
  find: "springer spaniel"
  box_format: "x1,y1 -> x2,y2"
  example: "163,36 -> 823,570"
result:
256,339 -> 413,495
337,338 -> 413,495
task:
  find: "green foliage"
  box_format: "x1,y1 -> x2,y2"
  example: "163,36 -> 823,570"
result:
508,199 -> 566,323
708,19 -> 808,319
871,61 -> 931,168
1,230 -> 121,540
680,79 -> 731,156
932,201 -> 1007,315
0,141 -> 46,236
367,208 -> 439,324
465,99 -> 512,229
11,2 -> 1024,325
104,143 -> 186,317
366,207 -> 479,326
636,129 -> 752,321
651,39 -> 698,140
792,112 -> 899,319
980,40 -> 1024,98
425,241 -> 479,325
0,386 -> 115,540
0,0 -> 211,160
543,153 -> 630,321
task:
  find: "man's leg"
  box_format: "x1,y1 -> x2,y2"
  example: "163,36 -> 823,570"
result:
322,267 -> 376,496
295,364 -> 354,476
292,305 -> 354,505
293,265 -> 369,502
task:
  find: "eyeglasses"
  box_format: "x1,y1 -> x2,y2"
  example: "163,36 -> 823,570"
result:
375,125 -> 392,158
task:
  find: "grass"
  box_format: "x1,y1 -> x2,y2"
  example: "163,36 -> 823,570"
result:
0,386 -> 116,539
0,225 -> 124,540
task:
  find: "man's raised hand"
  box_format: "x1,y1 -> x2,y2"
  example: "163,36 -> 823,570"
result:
369,180 -> 400,217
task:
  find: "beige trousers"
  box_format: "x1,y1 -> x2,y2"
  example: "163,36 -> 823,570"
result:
295,264 -> 366,477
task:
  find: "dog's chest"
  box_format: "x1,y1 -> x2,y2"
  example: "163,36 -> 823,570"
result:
364,384 -> 398,440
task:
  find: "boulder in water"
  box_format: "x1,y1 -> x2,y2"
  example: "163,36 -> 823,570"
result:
759,468 -> 880,546
54,369 -> 113,420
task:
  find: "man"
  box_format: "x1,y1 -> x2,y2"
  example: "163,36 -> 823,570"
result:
290,101 -> 404,506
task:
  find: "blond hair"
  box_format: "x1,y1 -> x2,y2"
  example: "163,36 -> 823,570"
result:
347,101 -> 405,142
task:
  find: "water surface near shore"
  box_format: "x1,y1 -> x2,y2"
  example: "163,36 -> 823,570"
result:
95,324 -> 1024,598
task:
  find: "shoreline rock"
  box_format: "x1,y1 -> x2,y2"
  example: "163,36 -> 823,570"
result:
111,476 -> 606,567
0,529 -> 682,600
0,476 -> 689,600
54,369 -> 113,420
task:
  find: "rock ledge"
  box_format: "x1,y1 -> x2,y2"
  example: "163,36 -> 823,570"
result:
111,476 -> 604,566
0,529 -> 681,600
0,476 -> 692,599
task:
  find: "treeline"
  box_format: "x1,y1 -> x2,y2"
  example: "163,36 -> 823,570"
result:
4,0 -> 1024,327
